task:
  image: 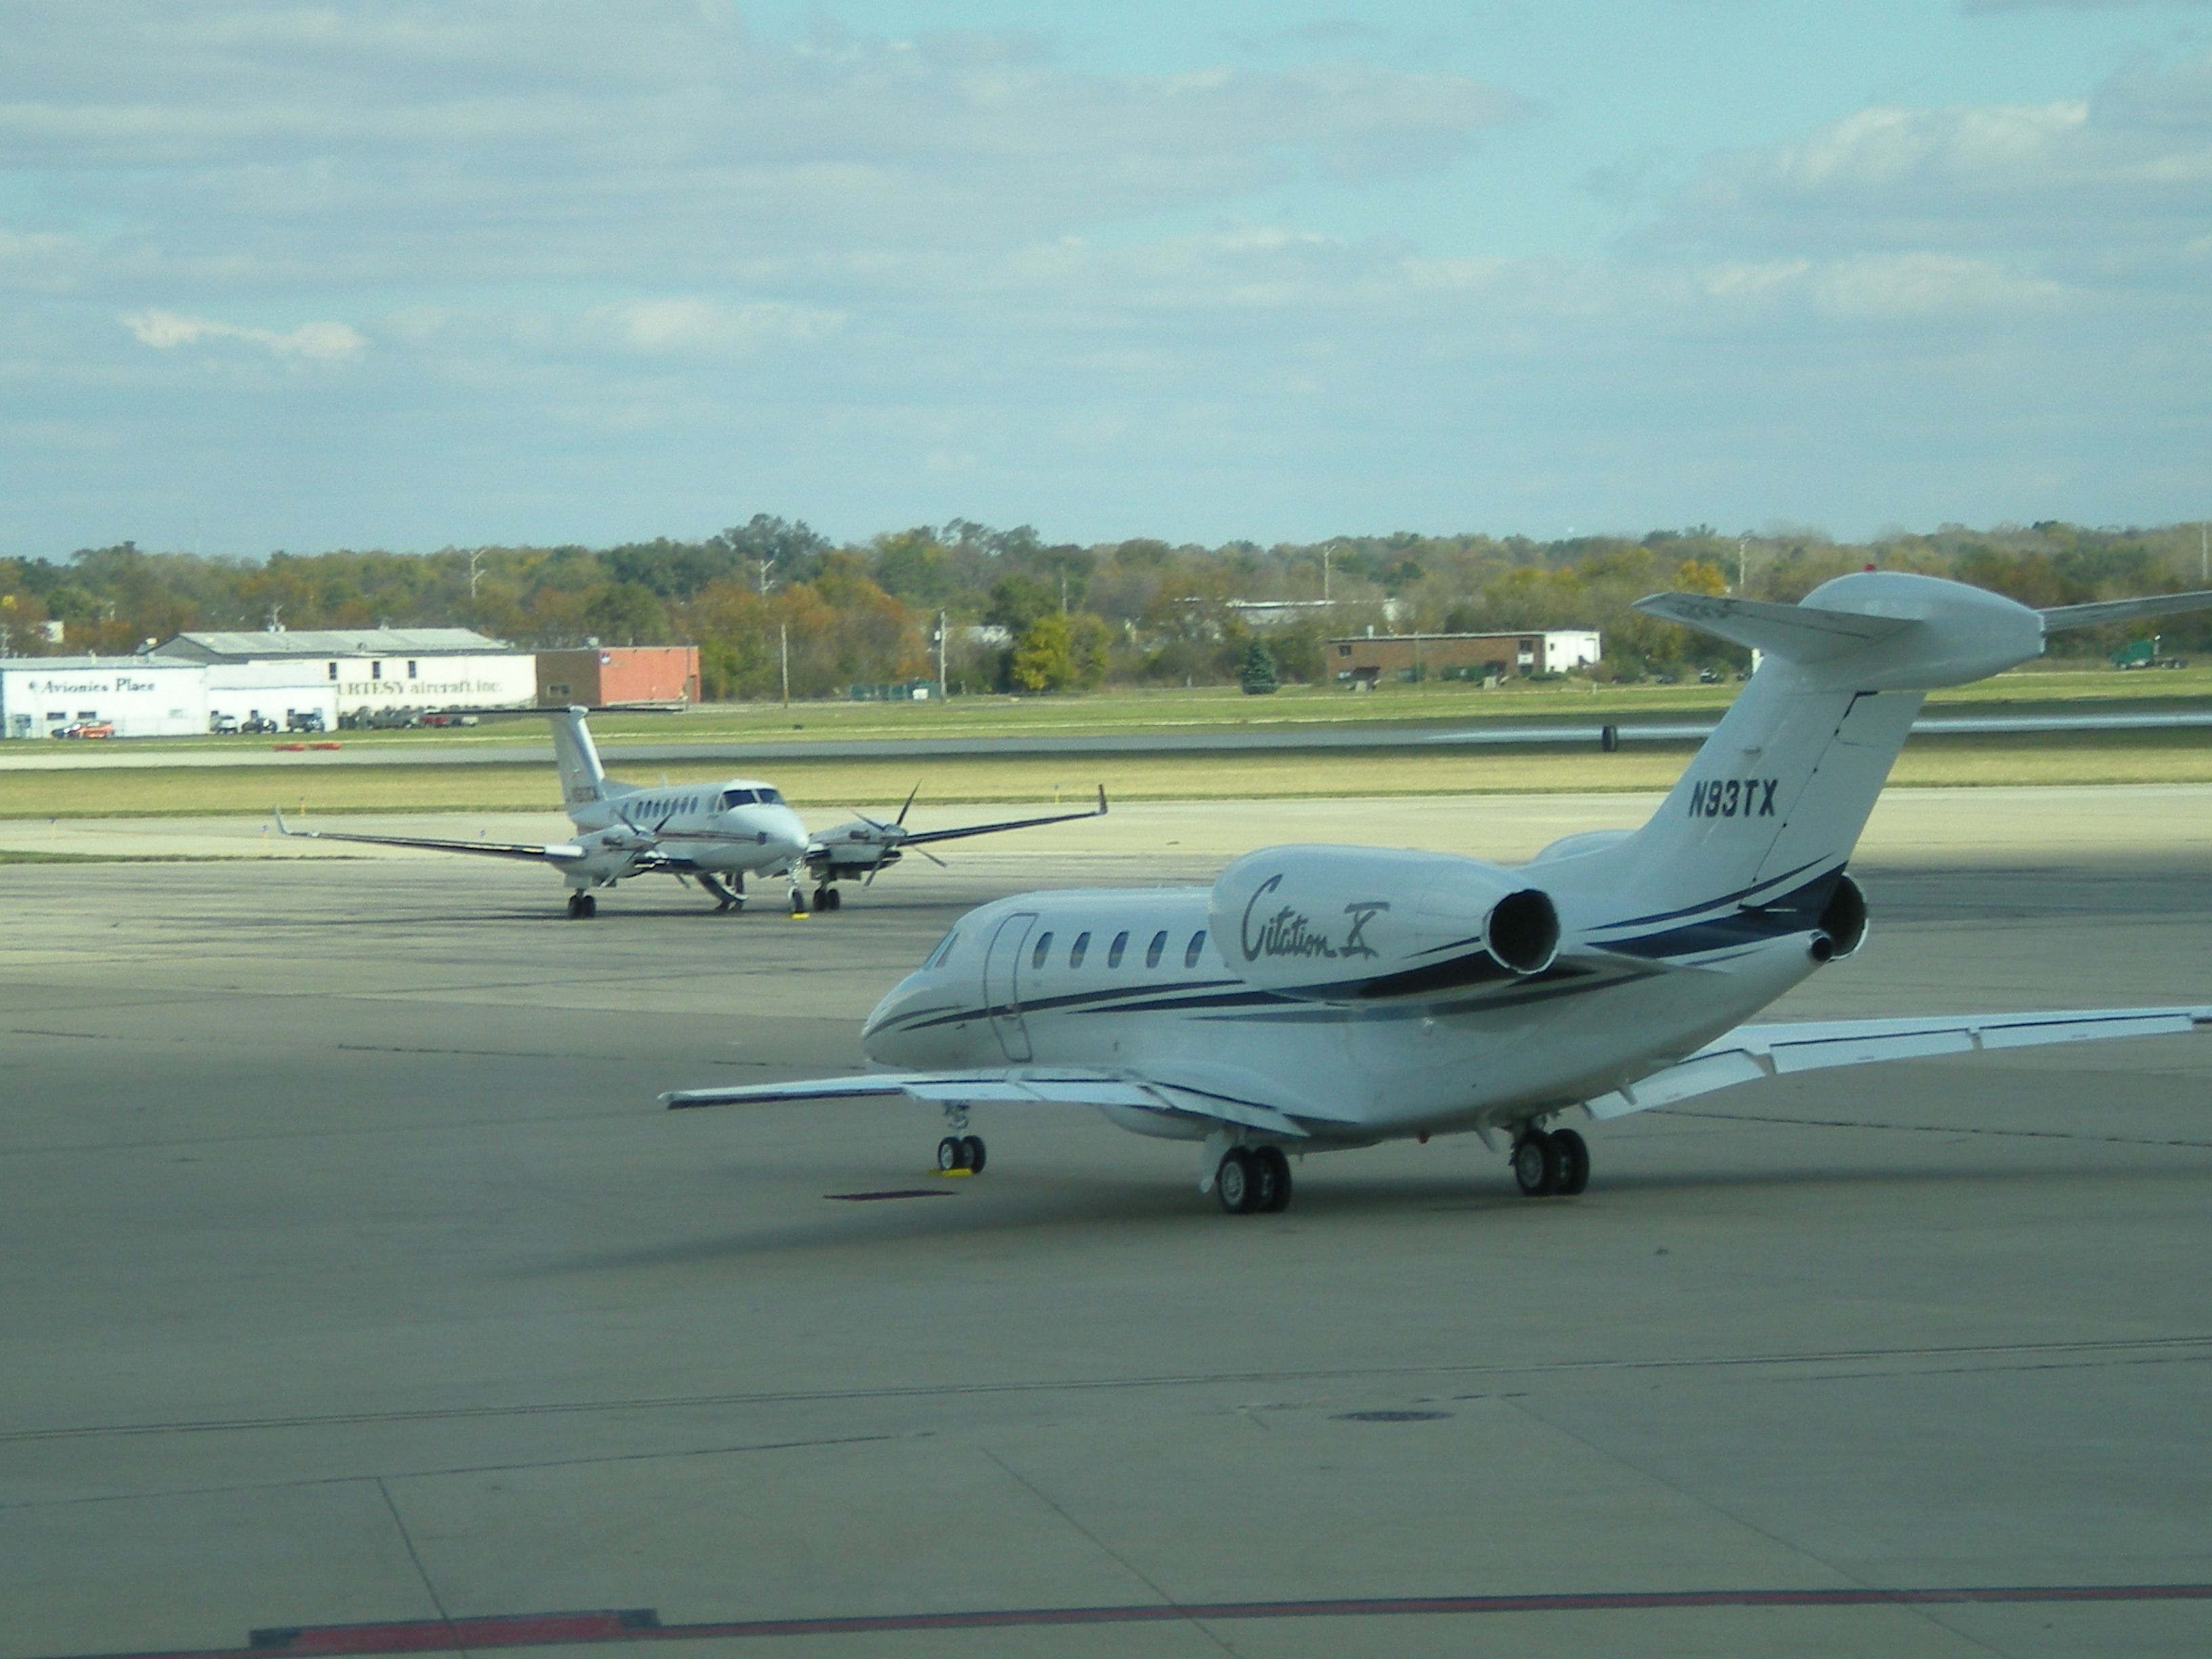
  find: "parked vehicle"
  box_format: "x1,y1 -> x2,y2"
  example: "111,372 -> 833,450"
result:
209,713 -> 241,735
54,721 -> 116,739
286,710 -> 327,733
241,715 -> 281,735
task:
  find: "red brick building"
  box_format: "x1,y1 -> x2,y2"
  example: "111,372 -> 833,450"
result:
535,645 -> 700,707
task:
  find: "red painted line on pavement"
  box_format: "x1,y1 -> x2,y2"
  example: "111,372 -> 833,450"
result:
49,1584 -> 2212,1659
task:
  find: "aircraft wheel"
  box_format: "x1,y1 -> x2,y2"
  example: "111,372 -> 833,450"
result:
816,886 -> 842,912
960,1134 -> 986,1173
1553,1128 -> 1591,1196
1253,1146 -> 1292,1212
937,1136 -> 966,1172
1216,1147 -> 1257,1214
1512,1130 -> 1559,1197
566,892 -> 595,920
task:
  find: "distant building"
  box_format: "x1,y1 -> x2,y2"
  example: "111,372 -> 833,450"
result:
536,645 -> 700,707
0,657 -> 209,739
154,628 -> 535,717
1329,628 -> 1601,687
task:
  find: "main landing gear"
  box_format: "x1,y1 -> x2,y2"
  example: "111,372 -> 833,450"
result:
935,1103 -> 984,1172
565,891 -> 598,920
812,884 -> 843,912
1511,1126 -> 1589,1197
1215,1145 -> 1292,1215
936,1134 -> 987,1172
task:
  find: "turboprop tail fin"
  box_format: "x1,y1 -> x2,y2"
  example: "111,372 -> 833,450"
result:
1594,572 -> 2212,933
548,705 -> 613,812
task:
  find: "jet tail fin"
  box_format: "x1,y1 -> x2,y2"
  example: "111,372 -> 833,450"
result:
548,705 -> 612,811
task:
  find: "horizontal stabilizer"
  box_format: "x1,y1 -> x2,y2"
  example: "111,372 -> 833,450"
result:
1633,591 -> 1917,663
1585,1006 -> 2211,1120
2039,589 -> 2212,632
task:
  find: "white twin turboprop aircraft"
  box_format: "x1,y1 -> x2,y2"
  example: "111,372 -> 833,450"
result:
666,572 -> 2212,1213
276,706 -> 1107,918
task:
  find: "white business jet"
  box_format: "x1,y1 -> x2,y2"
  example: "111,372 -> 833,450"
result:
666,572 -> 2212,1212
276,706 -> 1106,918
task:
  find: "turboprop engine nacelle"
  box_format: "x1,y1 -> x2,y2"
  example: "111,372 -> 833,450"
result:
1210,845 -> 1560,1001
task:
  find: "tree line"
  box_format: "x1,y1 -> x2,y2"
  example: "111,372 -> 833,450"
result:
3,517 -> 2207,699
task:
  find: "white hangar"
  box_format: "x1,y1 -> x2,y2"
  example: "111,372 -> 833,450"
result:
153,628 -> 537,718
0,657 -> 211,739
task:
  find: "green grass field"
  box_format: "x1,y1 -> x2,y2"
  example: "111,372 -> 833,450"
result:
66,659 -> 2212,758
8,728 -> 2212,818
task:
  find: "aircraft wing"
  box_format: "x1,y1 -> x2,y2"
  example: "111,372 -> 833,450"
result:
663,1059 -> 1362,1139
1584,1006 -> 2212,1120
891,786 -> 1110,849
274,809 -> 588,863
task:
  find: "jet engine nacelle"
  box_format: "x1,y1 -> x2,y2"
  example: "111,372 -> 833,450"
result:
1209,845 -> 1560,1001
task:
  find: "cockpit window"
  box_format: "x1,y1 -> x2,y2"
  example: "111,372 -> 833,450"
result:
1107,930 -> 1128,968
721,788 -> 756,808
758,787 -> 784,805
923,927 -> 960,970
1146,930 -> 1167,968
1184,930 -> 1208,969
1030,931 -> 1054,970
1069,931 -> 1090,968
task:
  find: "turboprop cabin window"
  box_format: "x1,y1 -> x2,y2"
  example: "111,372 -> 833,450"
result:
1146,930 -> 1167,968
1184,930 -> 1208,968
1107,931 -> 1128,968
1069,932 -> 1090,968
1031,932 -> 1054,970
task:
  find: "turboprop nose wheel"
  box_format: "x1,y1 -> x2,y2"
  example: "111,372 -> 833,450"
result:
1511,1128 -> 1589,1197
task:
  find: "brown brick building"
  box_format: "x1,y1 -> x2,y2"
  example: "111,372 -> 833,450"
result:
1329,629 -> 1602,687
536,645 -> 701,706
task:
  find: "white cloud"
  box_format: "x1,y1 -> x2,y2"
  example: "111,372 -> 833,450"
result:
120,308 -> 364,362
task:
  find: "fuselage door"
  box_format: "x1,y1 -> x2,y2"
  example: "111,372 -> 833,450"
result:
983,911 -> 1038,1063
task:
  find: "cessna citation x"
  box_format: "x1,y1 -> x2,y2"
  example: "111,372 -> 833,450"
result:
667,572 -> 2212,1214
276,706 -> 1105,918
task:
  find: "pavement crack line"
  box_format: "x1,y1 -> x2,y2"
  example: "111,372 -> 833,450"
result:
1496,1397 -> 2020,1659
979,1446 -> 1240,1658
375,1477 -> 465,1659
0,1432 -> 905,1516
7,1336 -> 2207,1447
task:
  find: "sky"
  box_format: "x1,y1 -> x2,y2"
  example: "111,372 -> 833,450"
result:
3,1 -> 2209,558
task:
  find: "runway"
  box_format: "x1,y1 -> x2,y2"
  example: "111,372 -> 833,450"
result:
3,794 -> 2209,1658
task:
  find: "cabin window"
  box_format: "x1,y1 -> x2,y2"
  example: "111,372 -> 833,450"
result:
1069,931 -> 1090,968
1184,930 -> 1208,968
1031,932 -> 1054,970
1146,930 -> 1167,968
1107,930 -> 1128,968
